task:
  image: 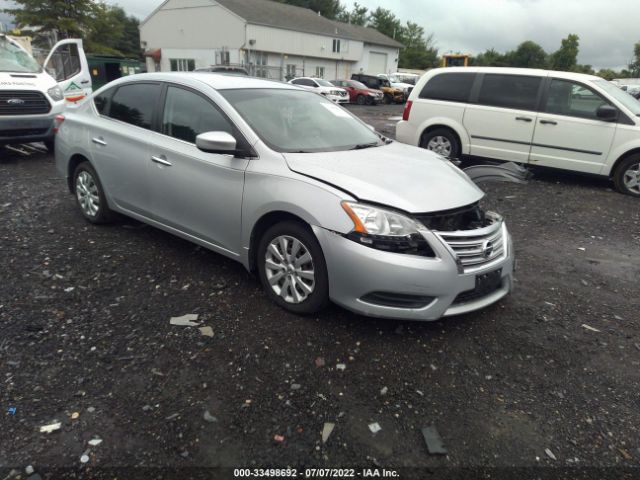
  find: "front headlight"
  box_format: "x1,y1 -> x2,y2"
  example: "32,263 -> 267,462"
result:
47,86 -> 64,102
341,201 -> 435,256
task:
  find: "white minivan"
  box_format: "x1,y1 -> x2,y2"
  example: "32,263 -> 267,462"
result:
396,67 -> 640,196
0,35 -> 91,150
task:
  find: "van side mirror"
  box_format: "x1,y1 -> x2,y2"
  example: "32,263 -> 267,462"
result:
596,105 -> 618,121
196,131 -> 236,154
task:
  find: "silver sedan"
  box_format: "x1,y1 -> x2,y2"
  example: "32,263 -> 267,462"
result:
55,73 -> 514,320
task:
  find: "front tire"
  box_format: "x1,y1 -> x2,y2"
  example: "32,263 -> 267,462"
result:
420,128 -> 461,160
73,162 -> 114,224
356,94 -> 366,105
613,155 -> 640,196
257,221 -> 330,315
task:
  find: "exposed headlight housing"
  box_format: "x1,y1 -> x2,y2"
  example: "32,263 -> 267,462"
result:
47,86 -> 64,102
341,201 -> 435,256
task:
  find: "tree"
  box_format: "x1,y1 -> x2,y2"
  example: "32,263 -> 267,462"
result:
505,41 -> 547,69
336,2 -> 368,25
4,0 -> 98,46
86,5 -> 141,58
595,68 -> 619,81
549,33 -> 580,71
628,41 -> 640,77
473,48 -> 508,67
368,7 -> 402,40
398,23 -> 438,69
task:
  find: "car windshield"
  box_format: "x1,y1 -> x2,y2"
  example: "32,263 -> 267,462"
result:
594,79 -> 640,116
0,36 -> 42,73
221,88 -> 382,153
315,79 -> 334,87
350,81 -> 368,89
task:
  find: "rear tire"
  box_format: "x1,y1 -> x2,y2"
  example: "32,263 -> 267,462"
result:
420,128 -> 461,160
73,162 -> 114,224
257,221 -> 330,315
356,94 -> 366,105
613,154 -> 640,197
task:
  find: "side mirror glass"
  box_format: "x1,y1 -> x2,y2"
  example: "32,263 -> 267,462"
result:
596,104 -> 618,121
196,131 -> 237,154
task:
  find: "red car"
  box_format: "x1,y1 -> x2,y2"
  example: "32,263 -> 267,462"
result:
331,79 -> 384,105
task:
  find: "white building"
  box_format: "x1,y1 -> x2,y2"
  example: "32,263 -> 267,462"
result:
139,0 -> 402,80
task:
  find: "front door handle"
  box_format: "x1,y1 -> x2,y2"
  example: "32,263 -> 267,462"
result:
515,116 -> 532,122
91,137 -> 107,146
540,119 -> 558,125
151,155 -> 172,167
80,79 -> 90,85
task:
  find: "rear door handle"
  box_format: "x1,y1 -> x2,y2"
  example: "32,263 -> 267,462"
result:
151,155 -> 172,167
515,116 -> 532,122
540,119 -> 558,125
91,137 -> 107,146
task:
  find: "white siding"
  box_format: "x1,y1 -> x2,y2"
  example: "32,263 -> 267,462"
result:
140,1 -> 245,50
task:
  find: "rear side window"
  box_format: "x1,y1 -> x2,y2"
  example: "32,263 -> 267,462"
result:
419,73 -> 475,102
108,83 -> 161,129
93,89 -> 112,115
477,74 -> 541,110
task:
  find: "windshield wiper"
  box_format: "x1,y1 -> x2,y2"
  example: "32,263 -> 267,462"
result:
349,142 -> 380,150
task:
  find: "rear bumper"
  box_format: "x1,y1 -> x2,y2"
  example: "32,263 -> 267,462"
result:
313,225 -> 514,321
0,103 -> 65,144
395,120 -> 418,145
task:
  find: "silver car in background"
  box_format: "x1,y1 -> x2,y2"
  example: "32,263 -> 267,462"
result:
55,73 -> 514,320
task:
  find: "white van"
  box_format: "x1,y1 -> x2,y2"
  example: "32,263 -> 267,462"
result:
396,67 -> 640,196
1,35 -> 91,150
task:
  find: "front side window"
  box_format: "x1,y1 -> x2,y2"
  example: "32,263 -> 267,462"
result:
0,36 -> 41,73
162,86 -> 233,143
477,74 -> 541,111
108,83 -> 161,129
169,59 -> 195,72
221,88 -> 381,153
592,79 -> 640,116
544,79 -> 610,120
420,72 -> 475,102
46,43 -> 81,81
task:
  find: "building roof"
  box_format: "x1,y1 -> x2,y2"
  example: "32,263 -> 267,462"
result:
141,0 -> 401,49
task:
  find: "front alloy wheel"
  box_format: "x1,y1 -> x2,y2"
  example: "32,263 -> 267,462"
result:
613,155 -> 640,197
257,221 -> 329,314
73,162 -> 114,223
265,235 -> 315,304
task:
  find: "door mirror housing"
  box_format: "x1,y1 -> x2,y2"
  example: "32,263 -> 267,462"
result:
196,131 -> 237,154
596,104 -> 618,121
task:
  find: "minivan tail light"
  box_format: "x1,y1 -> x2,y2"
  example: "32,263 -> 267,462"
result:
402,100 -> 413,121
53,115 -> 65,134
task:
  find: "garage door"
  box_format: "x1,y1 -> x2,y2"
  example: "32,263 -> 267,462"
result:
368,52 -> 387,75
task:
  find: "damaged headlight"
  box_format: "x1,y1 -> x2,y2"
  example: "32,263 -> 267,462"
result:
341,201 -> 435,256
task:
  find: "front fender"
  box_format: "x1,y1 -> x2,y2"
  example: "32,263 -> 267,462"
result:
601,131 -> 640,176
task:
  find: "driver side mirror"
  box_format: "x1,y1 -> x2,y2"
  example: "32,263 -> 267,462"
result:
596,105 -> 618,122
196,131 -> 236,154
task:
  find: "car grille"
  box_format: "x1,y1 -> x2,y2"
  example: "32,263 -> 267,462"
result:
0,90 -> 51,115
434,213 -> 506,273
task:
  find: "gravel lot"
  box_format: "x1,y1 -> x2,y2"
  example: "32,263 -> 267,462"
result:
1,103 -> 639,479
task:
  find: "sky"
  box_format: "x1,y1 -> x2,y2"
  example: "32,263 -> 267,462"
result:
2,0 -> 637,70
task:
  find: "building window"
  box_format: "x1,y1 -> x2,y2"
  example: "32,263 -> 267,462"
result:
315,66 -> 325,78
286,64 -> 297,81
332,39 -> 341,53
169,59 -> 195,72
218,50 -> 230,65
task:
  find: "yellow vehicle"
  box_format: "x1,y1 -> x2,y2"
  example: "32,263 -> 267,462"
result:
442,54 -> 471,67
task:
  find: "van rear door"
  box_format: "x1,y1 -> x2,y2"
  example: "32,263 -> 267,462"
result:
43,39 -> 92,103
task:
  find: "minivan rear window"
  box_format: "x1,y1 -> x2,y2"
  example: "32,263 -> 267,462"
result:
419,73 -> 475,103
477,74 -> 541,111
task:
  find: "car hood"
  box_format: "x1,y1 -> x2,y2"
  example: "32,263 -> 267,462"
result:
283,142 -> 483,213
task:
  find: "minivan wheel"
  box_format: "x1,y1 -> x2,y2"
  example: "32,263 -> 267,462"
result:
257,221 -> 330,315
356,94 -> 366,105
73,162 -> 114,223
420,128 -> 461,160
613,155 -> 640,197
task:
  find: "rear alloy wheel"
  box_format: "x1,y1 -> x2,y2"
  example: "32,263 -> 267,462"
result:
613,155 -> 640,196
73,162 -> 114,223
257,221 -> 329,315
356,94 -> 366,105
420,128 -> 461,160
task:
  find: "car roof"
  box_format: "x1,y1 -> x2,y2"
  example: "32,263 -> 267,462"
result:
105,72 -> 298,91
426,67 -> 602,82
